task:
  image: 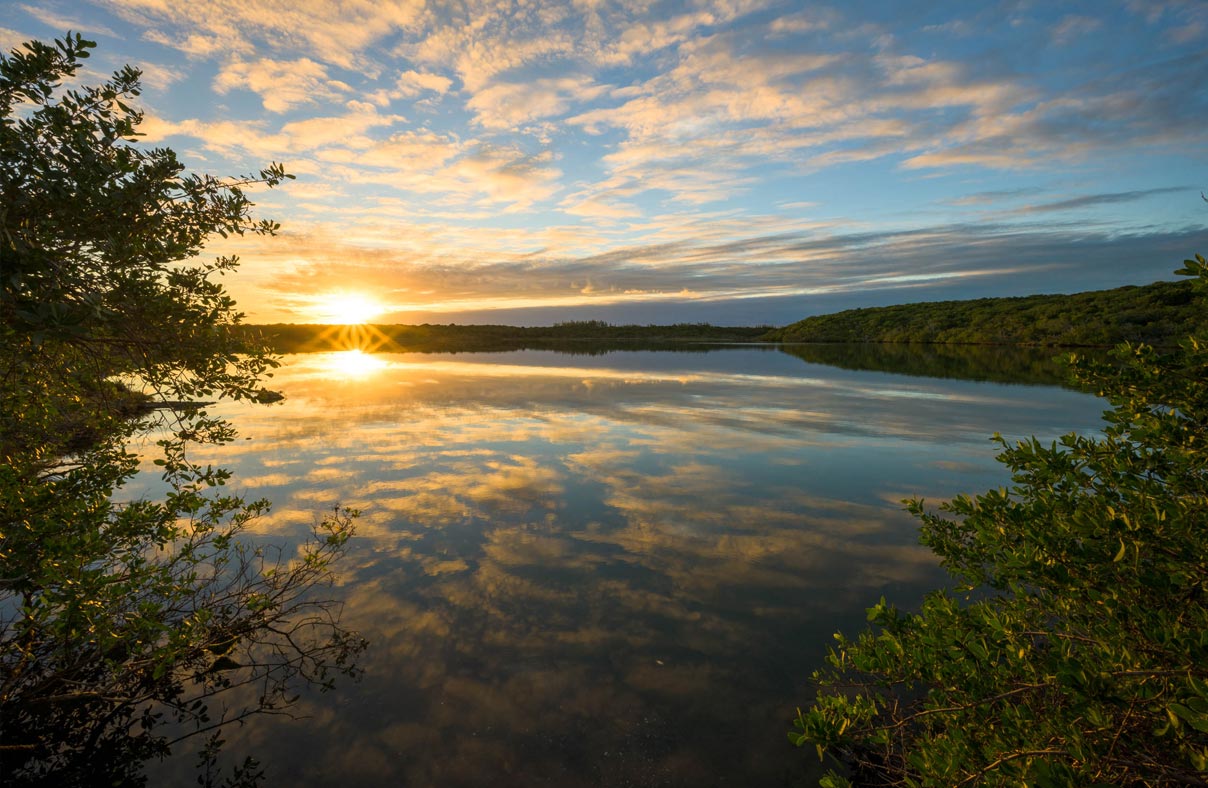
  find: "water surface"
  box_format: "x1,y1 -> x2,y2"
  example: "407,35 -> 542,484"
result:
137,347 -> 1104,786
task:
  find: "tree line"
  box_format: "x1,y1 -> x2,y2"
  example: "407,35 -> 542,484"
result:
242,321 -> 771,354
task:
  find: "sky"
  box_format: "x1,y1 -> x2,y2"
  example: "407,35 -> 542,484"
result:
4,0 -> 1208,325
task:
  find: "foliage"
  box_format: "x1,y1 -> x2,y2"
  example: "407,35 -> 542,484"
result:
791,255 -> 1208,785
766,279 -> 1204,347
0,34 -> 365,785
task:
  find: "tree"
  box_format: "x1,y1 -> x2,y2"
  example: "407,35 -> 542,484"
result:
0,34 -> 366,786
791,254 -> 1208,785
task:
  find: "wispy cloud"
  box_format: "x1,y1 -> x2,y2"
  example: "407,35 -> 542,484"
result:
1050,14 -> 1103,45
945,188 -> 1045,207
905,52 -> 1208,170
1007,187 -> 1192,215
19,3 -> 118,37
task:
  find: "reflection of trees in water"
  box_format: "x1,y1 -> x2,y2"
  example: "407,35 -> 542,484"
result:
0,36 -> 365,786
255,323 -> 1089,383
778,342 -> 1080,387
3,497 -> 365,787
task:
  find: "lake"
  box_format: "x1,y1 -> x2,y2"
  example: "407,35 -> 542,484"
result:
137,346 -> 1106,786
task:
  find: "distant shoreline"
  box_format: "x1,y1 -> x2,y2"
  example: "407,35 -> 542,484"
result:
238,322 -> 772,354
240,278 -> 1204,353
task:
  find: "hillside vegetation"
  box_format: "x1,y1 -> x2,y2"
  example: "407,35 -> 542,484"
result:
765,279 -> 1205,346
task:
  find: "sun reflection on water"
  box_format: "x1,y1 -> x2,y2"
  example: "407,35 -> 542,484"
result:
323,349 -> 388,378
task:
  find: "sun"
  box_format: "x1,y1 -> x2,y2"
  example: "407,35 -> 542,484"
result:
315,293 -> 385,325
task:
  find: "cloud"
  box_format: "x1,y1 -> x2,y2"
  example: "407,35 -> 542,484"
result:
560,195 -> 643,219
0,27 -> 30,52
366,68 -> 455,106
315,130 -> 463,170
467,76 -> 609,129
566,28 -> 1043,202
904,52 -> 1208,170
1128,0 -> 1208,43
214,57 -> 353,112
133,61 -> 185,90
103,0 -> 425,68
594,10 -> 731,65
768,9 -> 833,35
139,101 -> 405,158
392,69 -> 452,96
18,4 -> 119,37
945,188 -> 1045,207
921,19 -> 973,36
399,7 -> 579,93
1050,14 -> 1103,45
139,20 -> 256,60
278,102 -> 404,148
1006,187 -> 1192,215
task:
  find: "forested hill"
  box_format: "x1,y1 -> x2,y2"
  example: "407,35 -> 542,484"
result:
764,279 -> 1205,346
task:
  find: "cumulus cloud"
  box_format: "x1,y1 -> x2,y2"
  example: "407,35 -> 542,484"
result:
103,0 -> 425,68
139,101 -> 406,158
393,69 -> 452,96
133,61 -> 185,90
467,76 -> 609,129
214,57 -> 352,112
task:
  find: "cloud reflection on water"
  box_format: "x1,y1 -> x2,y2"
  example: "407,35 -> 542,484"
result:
139,349 -> 1105,786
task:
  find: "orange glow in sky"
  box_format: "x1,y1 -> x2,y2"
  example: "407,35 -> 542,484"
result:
313,294 -> 385,325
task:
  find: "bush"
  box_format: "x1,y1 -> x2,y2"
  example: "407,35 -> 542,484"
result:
792,256 -> 1208,785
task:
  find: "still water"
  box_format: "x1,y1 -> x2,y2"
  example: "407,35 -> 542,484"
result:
140,346 -> 1105,786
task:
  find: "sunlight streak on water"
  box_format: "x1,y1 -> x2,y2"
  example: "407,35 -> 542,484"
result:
321,349 -> 388,378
